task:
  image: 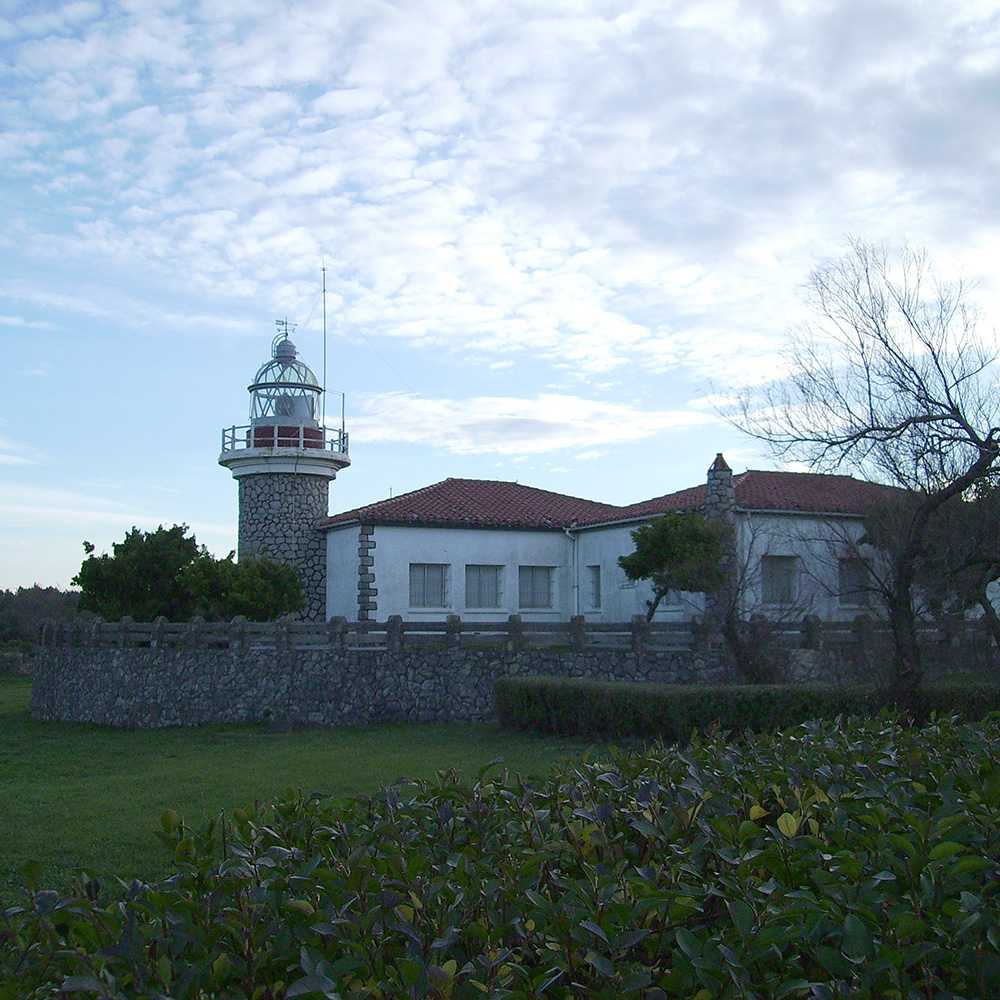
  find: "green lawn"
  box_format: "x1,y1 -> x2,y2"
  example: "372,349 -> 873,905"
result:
0,675 -> 591,899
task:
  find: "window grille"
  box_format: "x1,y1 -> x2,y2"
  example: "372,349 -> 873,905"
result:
519,565 -> 554,609
586,565 -> 601,609
465,565 -> 502,608
409,563 -> 448,608
761,555 -> 796,605
839,557 -> 872,607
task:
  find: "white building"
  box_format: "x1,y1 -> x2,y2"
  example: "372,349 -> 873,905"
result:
322,456 -> 898,623
221,331 -> 898,623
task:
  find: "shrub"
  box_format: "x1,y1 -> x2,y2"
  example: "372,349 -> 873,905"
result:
3,715 -> 1000,998
494,675 -> 1000,741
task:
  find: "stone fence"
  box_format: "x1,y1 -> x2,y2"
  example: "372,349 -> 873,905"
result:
31,614 -> 997,729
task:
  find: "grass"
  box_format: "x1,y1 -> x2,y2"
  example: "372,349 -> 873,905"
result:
0,675 -> 591,900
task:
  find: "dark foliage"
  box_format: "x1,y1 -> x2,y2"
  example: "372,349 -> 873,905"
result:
72,525 -> 303,622
73,525 -> 200,621
3,715 -> 1000,998
0,585 -> 78,643
495,675 -> 1000,741
181,552 -> 303,621
617,512 -> 728,620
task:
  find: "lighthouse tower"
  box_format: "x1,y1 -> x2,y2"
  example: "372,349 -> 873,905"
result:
219,323 -> 349,620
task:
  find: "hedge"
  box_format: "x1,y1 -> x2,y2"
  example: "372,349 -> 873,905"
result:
4,714 -> 1000,998
493,675 -> 1000,741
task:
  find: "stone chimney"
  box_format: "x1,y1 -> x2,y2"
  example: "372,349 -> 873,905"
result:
704,453 -> 737,626
704,453 -> 735,524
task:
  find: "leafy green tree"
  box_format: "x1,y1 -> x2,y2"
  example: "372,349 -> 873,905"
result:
72,525 -> 304,622
73,525 -> 199,621
182,551 -> 303,621
618,511 -> 728,620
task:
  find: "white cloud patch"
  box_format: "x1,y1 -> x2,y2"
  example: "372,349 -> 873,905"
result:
351,391 -> 719,455
4,0 -> 998,384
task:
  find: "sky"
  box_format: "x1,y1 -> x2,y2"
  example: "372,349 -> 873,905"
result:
2,0 -> 1000,591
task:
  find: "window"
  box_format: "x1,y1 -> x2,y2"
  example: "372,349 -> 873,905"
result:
409,563 -> 448,608
761,555 -> 796,605
586,565 -> 601,609
466,565 -> 502,608
519,565 -> 554,609
839,557 -> 872,607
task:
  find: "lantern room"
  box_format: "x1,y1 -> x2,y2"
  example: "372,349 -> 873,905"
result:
249,332 -> 322,425
219,323 -> 350,476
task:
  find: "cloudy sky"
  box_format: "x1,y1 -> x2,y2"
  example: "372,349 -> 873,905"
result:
2,0 -> 999,590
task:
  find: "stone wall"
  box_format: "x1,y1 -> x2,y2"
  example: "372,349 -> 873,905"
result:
31,642 -> 726,729
31,615 -> 996,730
237,473 -> 329,620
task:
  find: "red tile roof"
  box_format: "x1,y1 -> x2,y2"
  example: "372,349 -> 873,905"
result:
322,478 -> 624,530
619,470 -> 905,520
322,469 -> 903,531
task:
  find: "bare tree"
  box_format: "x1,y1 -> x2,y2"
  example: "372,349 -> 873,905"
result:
736,239 -> 1000,695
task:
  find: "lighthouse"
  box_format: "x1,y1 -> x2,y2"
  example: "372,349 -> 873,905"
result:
219,322 -> 349,620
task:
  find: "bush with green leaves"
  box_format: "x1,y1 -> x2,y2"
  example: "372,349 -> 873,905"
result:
495,675 -> 1000,742
3,713 -> 1000,998
72,525 -> 303,622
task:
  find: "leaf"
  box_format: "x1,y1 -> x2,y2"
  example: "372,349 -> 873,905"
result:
585,951 -> 614,977
749,804 -> 769,821
60,976 -> 103,993
674,926 -> 701,959
774,980 -> 823,998
928,841 -> 966,861
777,812 -> 799,837
285,972 -> 342,998
580,919 -> 609,943
842,914 -> 873,961
948,856 -> 992,877
727,899 -> 755,940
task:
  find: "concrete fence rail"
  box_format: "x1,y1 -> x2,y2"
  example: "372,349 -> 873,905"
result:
30,615 -> 997,730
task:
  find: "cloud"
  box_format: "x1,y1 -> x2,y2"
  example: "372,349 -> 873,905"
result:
4,0 -> 1000,385
351,391 -> 719,455
0,314 -> 56,329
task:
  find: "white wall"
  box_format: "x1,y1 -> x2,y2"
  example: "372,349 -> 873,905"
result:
573,524 -> 704,621
734,512 -> 876,621
323,510 -> 875,622
329,524 -> 576,622
326,526 -> 360,619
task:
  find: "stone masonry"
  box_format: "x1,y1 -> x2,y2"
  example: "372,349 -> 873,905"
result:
357,525 -> 377,620
32,642 -> 727,729
238,473 -> 329,620
31,616 -> 994,729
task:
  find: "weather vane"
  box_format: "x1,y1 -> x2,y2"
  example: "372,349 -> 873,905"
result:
274,317 -> 297,339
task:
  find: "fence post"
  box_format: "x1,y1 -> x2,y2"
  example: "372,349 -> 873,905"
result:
506,614 -> 525,653
570,615 -> 585,653
631,615 -> 649,654
229,615 -> 247,653
117,616 -> 134,649
801,614 -> 822,649
152,616 -> 168,649
387,615 -> 404,653
445,614 -> 462,649
275,615 -> 293,655
187,616 -> 205,648
327,616 -> 348,650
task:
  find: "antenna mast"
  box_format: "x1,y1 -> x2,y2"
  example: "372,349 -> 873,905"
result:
321,262 -> 328,425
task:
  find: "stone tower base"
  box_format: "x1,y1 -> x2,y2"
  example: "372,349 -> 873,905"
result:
238,473 -> 329,620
